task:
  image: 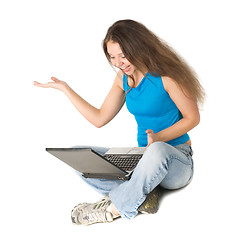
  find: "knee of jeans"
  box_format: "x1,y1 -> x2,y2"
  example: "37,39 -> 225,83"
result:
146,141 -> 169,160
147,141 -> 169,153
140,141 -> 169,171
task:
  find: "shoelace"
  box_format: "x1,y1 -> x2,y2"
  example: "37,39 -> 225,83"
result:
83,209 -> 109,223
78,198 -> 112,223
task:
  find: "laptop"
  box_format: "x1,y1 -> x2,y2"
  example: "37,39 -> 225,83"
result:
46,147 -> 146,180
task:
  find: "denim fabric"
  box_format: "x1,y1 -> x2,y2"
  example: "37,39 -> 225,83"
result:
74,142 -> 194,219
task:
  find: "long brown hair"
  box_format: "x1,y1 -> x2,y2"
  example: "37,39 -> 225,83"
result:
103,19 -> 205,105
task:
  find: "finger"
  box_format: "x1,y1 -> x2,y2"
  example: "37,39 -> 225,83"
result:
33,81 -> 43,87
146,129 -> 154,134
51,77 -> 60,82
33,81 -> 51,88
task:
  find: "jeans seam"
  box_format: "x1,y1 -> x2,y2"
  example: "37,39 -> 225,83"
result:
143,159 -> 169,196
129,165 -> 167,214
169,155 -> 192,166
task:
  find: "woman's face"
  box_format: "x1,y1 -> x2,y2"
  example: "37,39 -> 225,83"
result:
107,41 -> 136,75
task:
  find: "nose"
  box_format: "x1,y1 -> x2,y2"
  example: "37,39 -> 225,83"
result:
114,57 -> 123,68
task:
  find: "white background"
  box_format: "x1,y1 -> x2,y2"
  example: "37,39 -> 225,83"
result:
1,0 -> 239,239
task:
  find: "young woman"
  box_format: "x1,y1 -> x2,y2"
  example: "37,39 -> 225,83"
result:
34,19 -> 205,225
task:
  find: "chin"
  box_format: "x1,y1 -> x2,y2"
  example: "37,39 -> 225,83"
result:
124,69 -> 135,76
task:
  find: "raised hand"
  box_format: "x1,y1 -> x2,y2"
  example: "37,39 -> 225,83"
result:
146,129 -> 158,148
33,77 -> 69,92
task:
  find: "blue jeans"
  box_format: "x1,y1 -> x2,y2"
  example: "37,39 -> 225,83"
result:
74,142 -> 194,220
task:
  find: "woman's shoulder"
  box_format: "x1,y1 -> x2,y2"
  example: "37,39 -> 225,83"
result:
116,70 -> 124,79
161,76 -> 191,98
114,70 -> 125,91
161,76 -> 175,93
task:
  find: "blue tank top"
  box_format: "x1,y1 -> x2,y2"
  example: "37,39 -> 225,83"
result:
123,72 -> 190,147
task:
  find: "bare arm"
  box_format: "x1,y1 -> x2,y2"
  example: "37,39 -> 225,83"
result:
146,76 -> 200,146
34,71 -> 125,128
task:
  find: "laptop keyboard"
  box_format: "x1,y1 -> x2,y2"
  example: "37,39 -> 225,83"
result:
104,154 -> 142,171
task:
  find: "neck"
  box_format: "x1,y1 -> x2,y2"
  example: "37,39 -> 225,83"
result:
129,70 -> 147,88
133,70 -> 144,80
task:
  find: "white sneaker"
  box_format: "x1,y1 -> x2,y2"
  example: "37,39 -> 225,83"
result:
71,196 -> 114,226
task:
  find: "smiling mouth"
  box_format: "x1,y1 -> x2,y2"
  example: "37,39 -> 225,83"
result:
121,65 -> 131,72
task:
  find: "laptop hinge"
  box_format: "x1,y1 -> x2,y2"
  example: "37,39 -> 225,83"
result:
82,173 -> 127,180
